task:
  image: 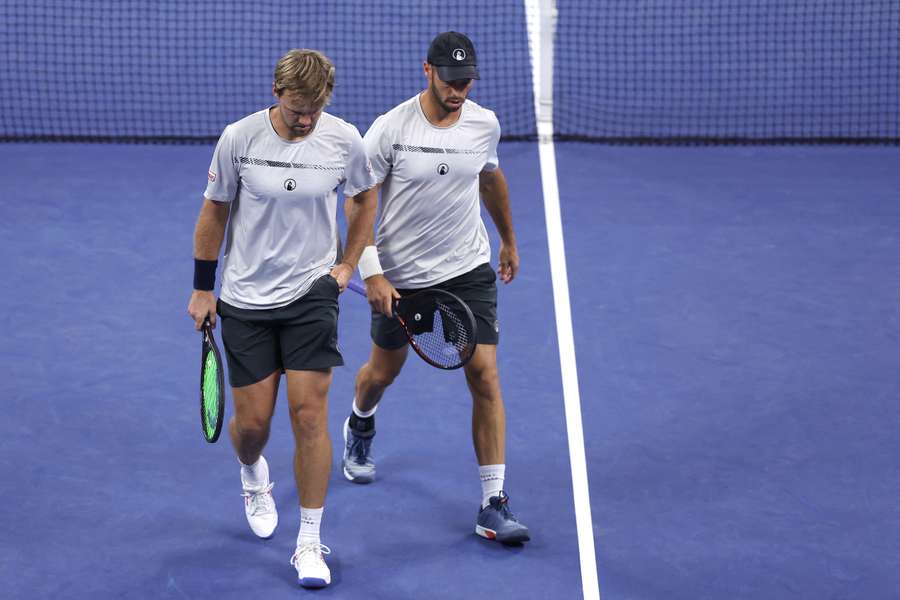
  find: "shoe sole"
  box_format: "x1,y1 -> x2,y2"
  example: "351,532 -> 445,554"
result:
342,466 -> 374,484
299,577 -> 330,589
476,524 -> 531,544
342,417 -> 375,484
250,525 -> 276,539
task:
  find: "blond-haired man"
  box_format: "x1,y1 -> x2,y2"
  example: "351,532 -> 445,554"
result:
187,49 -> 377,588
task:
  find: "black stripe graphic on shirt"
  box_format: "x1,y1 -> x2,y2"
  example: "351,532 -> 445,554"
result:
236,156 -> 343,171
392,144 -> 479,155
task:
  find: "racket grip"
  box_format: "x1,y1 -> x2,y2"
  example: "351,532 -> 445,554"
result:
347,279 -> 367,296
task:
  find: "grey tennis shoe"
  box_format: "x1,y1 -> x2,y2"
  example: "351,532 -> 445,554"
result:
342,416 -> 375,484
475,491 -> 530,544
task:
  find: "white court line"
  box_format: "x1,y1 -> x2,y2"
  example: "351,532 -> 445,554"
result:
538,122 -> 601,600
525,1 -> 600,598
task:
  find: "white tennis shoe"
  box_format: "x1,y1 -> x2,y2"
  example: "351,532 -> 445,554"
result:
242,481 -> 278,538
290,543 -> 332,588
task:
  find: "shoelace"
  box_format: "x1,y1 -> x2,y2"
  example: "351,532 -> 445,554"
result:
290,543 -> 332,568
493,493 -> 519,522
241,481 -> 275,516
348,434 -> 373,465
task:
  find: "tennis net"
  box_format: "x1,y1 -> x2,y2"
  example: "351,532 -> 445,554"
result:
1,0 -> 535,142
2,0 -> 898,143
554,0 -> 900,143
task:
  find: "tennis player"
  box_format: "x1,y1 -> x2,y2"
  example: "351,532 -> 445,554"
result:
342,32 -> 530,544
187,49 -> 377,587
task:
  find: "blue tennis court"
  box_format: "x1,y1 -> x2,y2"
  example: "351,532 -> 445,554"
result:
3,1 -> 899,598
0,141 -> 586,599
558,144 -> 900,598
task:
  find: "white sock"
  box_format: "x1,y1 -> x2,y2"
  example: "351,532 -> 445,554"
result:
479,464 -> 505,508
298,506 -> 324,547
352,397 -> 377,418
240,456 -> 269,490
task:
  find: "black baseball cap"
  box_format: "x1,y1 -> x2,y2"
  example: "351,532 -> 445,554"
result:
427,31 -> 480,81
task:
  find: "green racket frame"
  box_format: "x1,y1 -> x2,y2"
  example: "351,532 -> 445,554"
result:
200,320 -> 225,443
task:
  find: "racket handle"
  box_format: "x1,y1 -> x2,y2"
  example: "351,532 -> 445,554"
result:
347,279 -> 367,296
347,278 -> 399,319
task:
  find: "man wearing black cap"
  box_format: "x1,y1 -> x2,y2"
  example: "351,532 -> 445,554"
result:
341,31 -> 530,545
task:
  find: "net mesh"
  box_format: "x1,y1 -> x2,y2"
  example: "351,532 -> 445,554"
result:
2,1 -> 898,143
1,0 -> 535,142
555,0 -> 900,142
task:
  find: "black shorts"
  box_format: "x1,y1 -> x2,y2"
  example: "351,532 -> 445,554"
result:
371,262 -> 500,351
217,274 -> 343,387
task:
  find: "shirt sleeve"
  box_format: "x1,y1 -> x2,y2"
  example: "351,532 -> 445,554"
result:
203,125 -> 239,203
482,113 -> 501,172
342,125 -> 377,197
363,113 -> 393,185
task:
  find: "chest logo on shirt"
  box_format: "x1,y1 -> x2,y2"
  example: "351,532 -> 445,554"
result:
437,163 -> 450,175
284,178 -> 296,191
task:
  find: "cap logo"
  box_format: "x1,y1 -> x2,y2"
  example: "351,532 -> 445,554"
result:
452,48 -> 466,61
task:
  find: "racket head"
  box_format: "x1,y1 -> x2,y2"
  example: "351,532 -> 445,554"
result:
394,288 -> 478,370
200,320 -> 225,443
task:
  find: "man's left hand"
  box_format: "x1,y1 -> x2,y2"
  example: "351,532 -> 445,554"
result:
330,262 -> 353,292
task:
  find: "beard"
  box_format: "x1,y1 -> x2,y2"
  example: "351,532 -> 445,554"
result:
430,81 -> 463,113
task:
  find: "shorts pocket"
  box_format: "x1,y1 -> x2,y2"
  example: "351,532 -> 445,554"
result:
322,274 -> 341,295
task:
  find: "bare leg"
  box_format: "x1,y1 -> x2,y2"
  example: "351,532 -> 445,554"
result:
464,344 -> 530,543
353,343 -> 409,412
463,345 -> 506,466
229,369 -> 280,465
286,369 -> 334,508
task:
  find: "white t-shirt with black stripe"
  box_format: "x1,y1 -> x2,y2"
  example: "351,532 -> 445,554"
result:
364,95 -> 500,288
204,108 -> 375,309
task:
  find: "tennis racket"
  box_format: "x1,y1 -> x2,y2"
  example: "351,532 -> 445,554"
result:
347,279 -> 478,370
200,319 -> 225,443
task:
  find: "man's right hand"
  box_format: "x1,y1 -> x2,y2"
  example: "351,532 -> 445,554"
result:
188,290 -> 217,330
364,274 -> 400,317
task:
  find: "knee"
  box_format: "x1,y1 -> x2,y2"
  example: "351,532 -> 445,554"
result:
366,362 -> 401,390
289,402 -> 327,437
466,365 -> 500,394
233,415 -> 270,440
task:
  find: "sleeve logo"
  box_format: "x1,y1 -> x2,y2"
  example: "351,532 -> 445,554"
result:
207,170 -> 217,182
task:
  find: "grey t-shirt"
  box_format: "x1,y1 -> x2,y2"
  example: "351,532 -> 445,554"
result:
364,95 -> 500,288
204,108 -> 375,309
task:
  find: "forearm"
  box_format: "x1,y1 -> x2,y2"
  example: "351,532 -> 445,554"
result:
342,187 -> 378,268
193,198 -> 229,260
480,169 -> 516,245
188,198 -> 228,325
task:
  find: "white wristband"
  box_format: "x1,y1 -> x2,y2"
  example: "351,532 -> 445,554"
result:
357,245 -> 383,280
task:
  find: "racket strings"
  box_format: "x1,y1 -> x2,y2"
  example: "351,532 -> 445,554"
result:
201,348 -> 220,436
409,301 -> 474,368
